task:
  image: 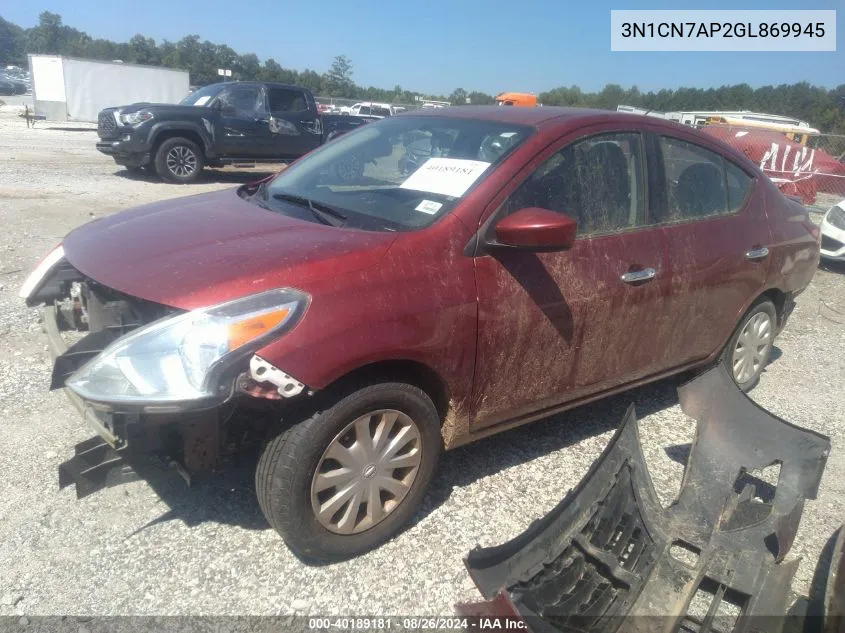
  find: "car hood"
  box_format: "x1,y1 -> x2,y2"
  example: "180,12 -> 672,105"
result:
101,103 -> 208,116
62,188 -> 396,310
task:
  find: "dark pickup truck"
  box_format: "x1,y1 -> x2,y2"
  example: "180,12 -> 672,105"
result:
96,81 -> 374,183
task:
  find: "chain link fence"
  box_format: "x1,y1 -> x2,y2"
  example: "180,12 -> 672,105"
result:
698,124 -> 845,213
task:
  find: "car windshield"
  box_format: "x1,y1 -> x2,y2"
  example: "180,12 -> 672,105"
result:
179,84 -> 224,107
261,115 -> 534,231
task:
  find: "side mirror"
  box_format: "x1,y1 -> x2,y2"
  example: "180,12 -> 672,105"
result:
493,207 -> 577,251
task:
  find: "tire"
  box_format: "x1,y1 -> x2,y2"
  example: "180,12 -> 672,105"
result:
154,137 -> 204,183
719,298 -> 777,392
256,382 -> 441,563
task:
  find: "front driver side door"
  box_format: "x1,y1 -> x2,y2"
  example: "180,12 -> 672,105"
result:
470,127 -> 673,431
214,84 -> 274,158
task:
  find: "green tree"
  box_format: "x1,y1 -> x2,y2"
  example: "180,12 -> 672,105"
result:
128,35 -> 159,65
5,13 -> 843,134
467,91 -> 495,105
449,88 -> 468,105
235,52 -> 260,81
323,54 -> 353,97
27,11 -> 66,54
0,17 -> 27,64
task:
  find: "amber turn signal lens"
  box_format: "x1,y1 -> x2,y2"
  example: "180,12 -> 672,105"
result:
227,308 -> 291,350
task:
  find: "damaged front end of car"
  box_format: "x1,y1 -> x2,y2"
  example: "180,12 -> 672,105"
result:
21,245 -> 312,498
458,365 -> 831,633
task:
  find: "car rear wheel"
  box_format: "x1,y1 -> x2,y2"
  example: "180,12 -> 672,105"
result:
256,382 -> 441,563
154,137 -> 204,183
720,298 -> 777,392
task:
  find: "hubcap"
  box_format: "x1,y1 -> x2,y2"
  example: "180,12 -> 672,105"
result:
732,312 -> 773,384
165,145 -> 197,177
310,409 -> 422,535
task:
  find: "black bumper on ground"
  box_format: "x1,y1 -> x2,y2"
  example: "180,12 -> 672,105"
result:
458,365 -> 831,631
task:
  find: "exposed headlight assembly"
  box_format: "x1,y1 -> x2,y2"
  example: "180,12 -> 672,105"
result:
18,243 -> 64,300
119,110 -> 154,125
67,289 -> 309,409
825,204 -> 845,231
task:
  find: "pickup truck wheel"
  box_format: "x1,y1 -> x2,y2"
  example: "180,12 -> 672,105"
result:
719,298 -> 776,392
256,382 -> 441,563
154,137 -> 204,183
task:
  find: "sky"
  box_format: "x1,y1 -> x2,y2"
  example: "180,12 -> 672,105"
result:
2,0 -> 842,96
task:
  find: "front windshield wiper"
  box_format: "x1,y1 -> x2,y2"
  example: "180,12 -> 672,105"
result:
272,192 -> 347,227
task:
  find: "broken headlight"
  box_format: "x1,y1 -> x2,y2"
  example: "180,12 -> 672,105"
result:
18,243 -> 64,300
66,288 -> 308,406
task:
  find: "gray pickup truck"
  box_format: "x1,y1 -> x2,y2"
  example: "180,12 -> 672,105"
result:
96,81 -> 374,183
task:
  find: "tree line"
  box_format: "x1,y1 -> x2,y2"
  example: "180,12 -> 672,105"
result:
2,12 -> 843,132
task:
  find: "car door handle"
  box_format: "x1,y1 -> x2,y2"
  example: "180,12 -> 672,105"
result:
745,247 -> 769,260
620,268 -> 657,284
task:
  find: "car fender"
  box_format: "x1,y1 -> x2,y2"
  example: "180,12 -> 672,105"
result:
147,120 -> 215,157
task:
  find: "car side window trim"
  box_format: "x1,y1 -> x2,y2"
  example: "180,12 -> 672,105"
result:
652,133 -> 757,227
496,130 -> 650,238
471,126 -> 658,257
724,158 -> 757,214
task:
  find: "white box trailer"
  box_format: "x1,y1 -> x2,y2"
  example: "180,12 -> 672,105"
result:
28,54 -> 190,123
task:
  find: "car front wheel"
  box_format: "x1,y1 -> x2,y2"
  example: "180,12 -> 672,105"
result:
154,137 -> 204,183
721,298 -> 777,392
256,382 -> 441,563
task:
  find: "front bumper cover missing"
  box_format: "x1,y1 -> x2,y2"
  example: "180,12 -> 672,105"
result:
458,365 -> 831,633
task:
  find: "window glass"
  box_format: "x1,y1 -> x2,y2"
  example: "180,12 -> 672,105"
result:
265,116 -> 533,231
359,106 -> 371,115
268,88 -> 307,113
659,136 -> 728,222
218,86 -> 264,117
179,84 -> 225,106
725,160 -> 753,212
503,132 -> 646,236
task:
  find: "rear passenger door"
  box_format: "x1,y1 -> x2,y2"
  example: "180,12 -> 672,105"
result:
654,133 -> 772,368
266,86 -> 322,159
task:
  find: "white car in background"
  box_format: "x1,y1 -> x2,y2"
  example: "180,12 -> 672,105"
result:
820,200 -> 845,261
349,102 -> 394,118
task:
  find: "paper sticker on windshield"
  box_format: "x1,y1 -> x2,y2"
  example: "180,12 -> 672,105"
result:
194,95 -> 211,106
415,200 -> 443,215
400,158 -> 491,198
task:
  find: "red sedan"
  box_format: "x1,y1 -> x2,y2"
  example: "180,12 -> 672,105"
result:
21,106 -> 820,562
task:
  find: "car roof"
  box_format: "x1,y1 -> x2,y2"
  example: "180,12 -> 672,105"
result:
400,106 -> 760,167
405,105 -> 620,126
213,81 -> 305,91
404,106 -> 742,139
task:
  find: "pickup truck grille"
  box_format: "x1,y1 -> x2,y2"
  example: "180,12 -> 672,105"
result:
97,112 -> 118,139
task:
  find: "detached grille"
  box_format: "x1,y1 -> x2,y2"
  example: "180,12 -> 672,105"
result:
509,464 -> 655,631
822,234 -> 843,252
98,112 -> 118,139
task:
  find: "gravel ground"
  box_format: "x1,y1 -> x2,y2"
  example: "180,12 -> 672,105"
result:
0,111 -> 843,617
